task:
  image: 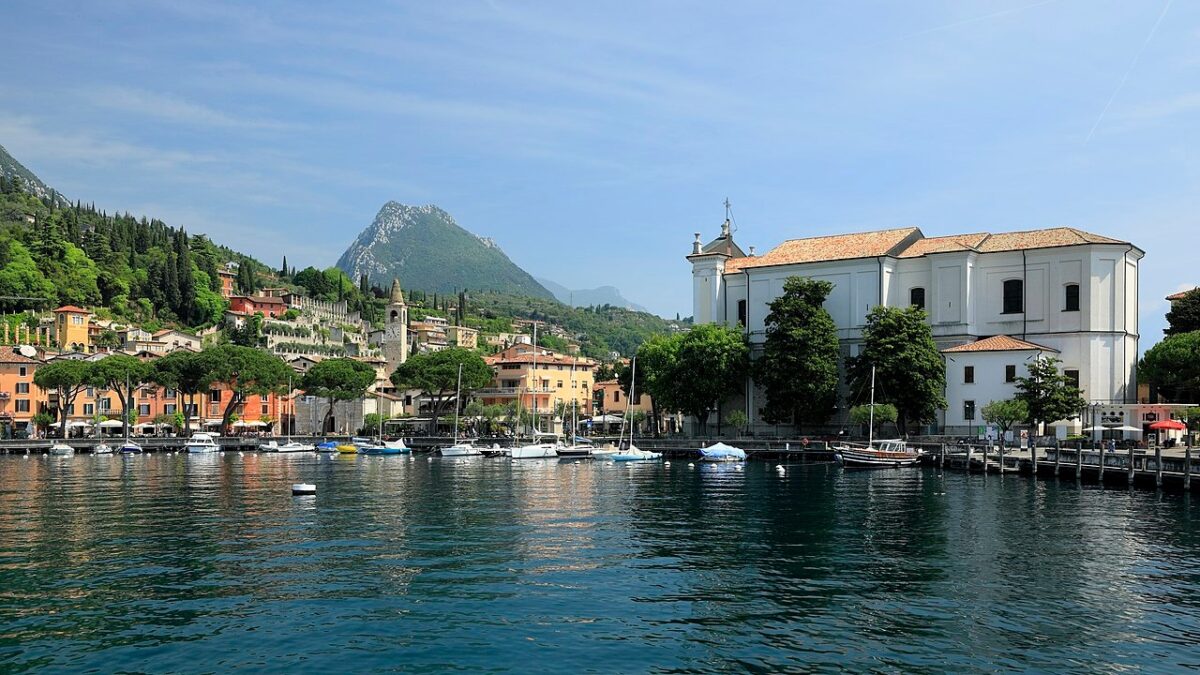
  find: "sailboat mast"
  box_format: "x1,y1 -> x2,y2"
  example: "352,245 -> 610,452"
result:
453,363 -> 462,445
627,357 -> 637,447
286,376 -> 291,442
531,324 -> 538,435
868,365 -> 876,446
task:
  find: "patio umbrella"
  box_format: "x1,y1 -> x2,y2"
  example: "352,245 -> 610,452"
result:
1111,425 -> 1143,432
242,420 -> 267,428
1150,419 -> 1187,431
97,420 -> 124,428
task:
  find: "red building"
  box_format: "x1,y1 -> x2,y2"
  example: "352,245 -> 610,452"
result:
228,295 -> 288,318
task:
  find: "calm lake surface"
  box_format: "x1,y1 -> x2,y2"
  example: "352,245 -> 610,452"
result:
3,453 -> 1200,673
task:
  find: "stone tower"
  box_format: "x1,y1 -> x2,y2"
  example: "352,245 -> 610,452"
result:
382,278 -> 409,372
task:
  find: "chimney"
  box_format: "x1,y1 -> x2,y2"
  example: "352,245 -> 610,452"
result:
692,233 -> 702,255
749,246 -> 756,256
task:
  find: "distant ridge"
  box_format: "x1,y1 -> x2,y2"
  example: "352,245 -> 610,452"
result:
335,202 -> 554,299
536,277 -> 650,313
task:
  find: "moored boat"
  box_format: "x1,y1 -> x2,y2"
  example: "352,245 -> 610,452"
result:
93,443 -> 114,455
119,441 -> 143,454
833,439 -> 920,467
185,432 -> 220,454
698,442 -> 746,462
49,443 -> 75,456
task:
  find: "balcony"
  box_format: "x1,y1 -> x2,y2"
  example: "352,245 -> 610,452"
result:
477,387 -> 554,397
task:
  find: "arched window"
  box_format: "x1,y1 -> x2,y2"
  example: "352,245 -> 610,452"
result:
909,287 -> 926,310
1064,283 -> 1080,312
736,299 -> 747,327
1002,279 -> 1023,314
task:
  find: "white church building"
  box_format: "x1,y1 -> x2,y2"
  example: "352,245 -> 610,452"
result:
688,220 -> 1144,437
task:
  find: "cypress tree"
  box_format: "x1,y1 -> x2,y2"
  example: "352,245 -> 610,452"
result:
281,255 -> 288,278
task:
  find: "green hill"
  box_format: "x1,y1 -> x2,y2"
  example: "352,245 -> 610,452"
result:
336,202 -> 554,300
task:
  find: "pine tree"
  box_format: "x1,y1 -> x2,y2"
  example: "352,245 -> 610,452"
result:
281,255 -> 288,278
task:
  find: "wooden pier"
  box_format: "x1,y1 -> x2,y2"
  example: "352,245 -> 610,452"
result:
932,444 -> 1199,491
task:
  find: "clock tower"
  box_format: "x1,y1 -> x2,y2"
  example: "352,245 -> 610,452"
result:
382,278 -> 409,372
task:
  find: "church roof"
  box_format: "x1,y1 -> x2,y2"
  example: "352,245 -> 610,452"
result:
1167,287 -> 1196,301
724,226 -> 1130,272
389,279 -> 406,305
941,335 -> 1058,353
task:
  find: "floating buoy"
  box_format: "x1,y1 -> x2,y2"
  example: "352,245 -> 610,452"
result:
238,451 -> 244,457
776,465 -> 786,476
664,461 -> 671,467
220,452 -> 225,457
688,462 -> 695,468
292,483 -> 316,496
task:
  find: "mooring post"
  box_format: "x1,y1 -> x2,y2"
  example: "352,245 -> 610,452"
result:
998,443 -> 1005,474
1155,446 -> 1163,489
1128,444 -> 1136,486
1074,444 -> 1082,480
939,444 -> 945,469
1098,442 -> 1106,484
1185,445 -> 1192,491
1053,443 -> 1062,477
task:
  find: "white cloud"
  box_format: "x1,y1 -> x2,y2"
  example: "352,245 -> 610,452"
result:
87,86 -> 300,131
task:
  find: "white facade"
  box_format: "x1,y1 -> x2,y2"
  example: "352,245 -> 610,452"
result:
689,225 -> 1143,434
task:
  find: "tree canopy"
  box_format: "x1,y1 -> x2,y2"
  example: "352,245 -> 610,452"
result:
390,348 -> 493,432
200,345 -> 292,432
659,323 -> 748,433
89,354 -> 152,438
981,398 -> 1029,444
1140,331 -> 1200,403
1165,289 -> 1200,336
301,357 -> 378,431
755,276 -> 840,430
847,306 -> 946,434
33,359 -> 92,438
1014,356 -> 1085,431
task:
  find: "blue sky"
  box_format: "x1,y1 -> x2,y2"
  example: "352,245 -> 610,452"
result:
1,1 -> 1194,346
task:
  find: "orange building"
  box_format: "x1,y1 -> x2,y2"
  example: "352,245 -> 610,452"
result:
0,347 -> 42,438
53,306 -> 91,352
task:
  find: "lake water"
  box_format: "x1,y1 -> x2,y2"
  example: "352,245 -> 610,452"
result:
2,453 -> 1200,673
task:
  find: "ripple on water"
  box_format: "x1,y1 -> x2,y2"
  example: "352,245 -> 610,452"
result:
3,455 -> 1200,672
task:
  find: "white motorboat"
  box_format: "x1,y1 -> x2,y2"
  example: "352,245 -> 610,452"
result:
185,432 -> 220,454
512,432 -> 560,459
49,443 -> 75,456
119,441 -> 143,454
264,440 -> 315,453
439,443 -> 482,457
93,443 -> 114,455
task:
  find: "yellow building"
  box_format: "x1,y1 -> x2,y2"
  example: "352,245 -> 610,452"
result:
53,306 -> 91,352
481,344 -> 596,418
448,325 -> 479,349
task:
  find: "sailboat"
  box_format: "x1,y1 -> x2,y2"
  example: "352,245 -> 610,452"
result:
512,324 -> 559,459
265,379 -> 315,452
833,366 -> 920,468
440,363 -> 480,456
612,357 -> 661,462
119,373 -> 143,454
360,387 -> 408,454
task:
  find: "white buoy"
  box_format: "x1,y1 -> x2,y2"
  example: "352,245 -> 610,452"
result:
238,451 -> 244,457
776,465 -> 786,475
664,461 -> 671,467
220,451 -> 225,457
688,462 -> 695,467
292,483 -> 316,496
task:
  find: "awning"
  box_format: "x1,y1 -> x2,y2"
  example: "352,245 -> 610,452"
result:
97,420 -> 124,428
1150,419 -> 1187,431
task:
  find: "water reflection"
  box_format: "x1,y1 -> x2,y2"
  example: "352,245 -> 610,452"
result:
2,456 -> 1200,672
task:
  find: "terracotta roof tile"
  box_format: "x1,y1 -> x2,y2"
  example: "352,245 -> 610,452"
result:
0,346 -> 40,364
726,227 -> 920,271
724,226 -> 1130,271
941,335 -> 1058,354
53,305 -> 89,313
1167,288 -> 1196,301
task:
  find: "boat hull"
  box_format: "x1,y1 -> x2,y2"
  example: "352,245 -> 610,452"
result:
186,446 -> 218,454
511,444 -> 558,459
439,445 -> 481,457
833,447 -> 920,468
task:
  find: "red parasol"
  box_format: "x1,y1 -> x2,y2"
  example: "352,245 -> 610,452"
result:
1149,419 -> 1187,431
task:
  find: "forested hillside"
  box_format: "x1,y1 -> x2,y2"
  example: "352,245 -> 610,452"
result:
0,174 -> 268,328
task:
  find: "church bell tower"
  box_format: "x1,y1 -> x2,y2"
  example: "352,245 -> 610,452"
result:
382,278 -> 409,372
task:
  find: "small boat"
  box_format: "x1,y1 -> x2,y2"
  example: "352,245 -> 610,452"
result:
439,442 -> 481,457
119,441 -> 143,454
185,432 -> 220,454
609,358 -> 661,463
264,440 -> 315,453
93,443 -> 114,455
291,483 -> 316,495
511,432 -> 560,459
698,442 -> 746,462
336,443 -> 359,454
317,440 -> 340,452
612,444 -> 662,462
833,439 -> 920,468
49,443 -> 75,456
831,365 -> 920,468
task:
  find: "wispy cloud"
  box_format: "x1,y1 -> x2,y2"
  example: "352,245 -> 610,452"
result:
87,86 -> 300,131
